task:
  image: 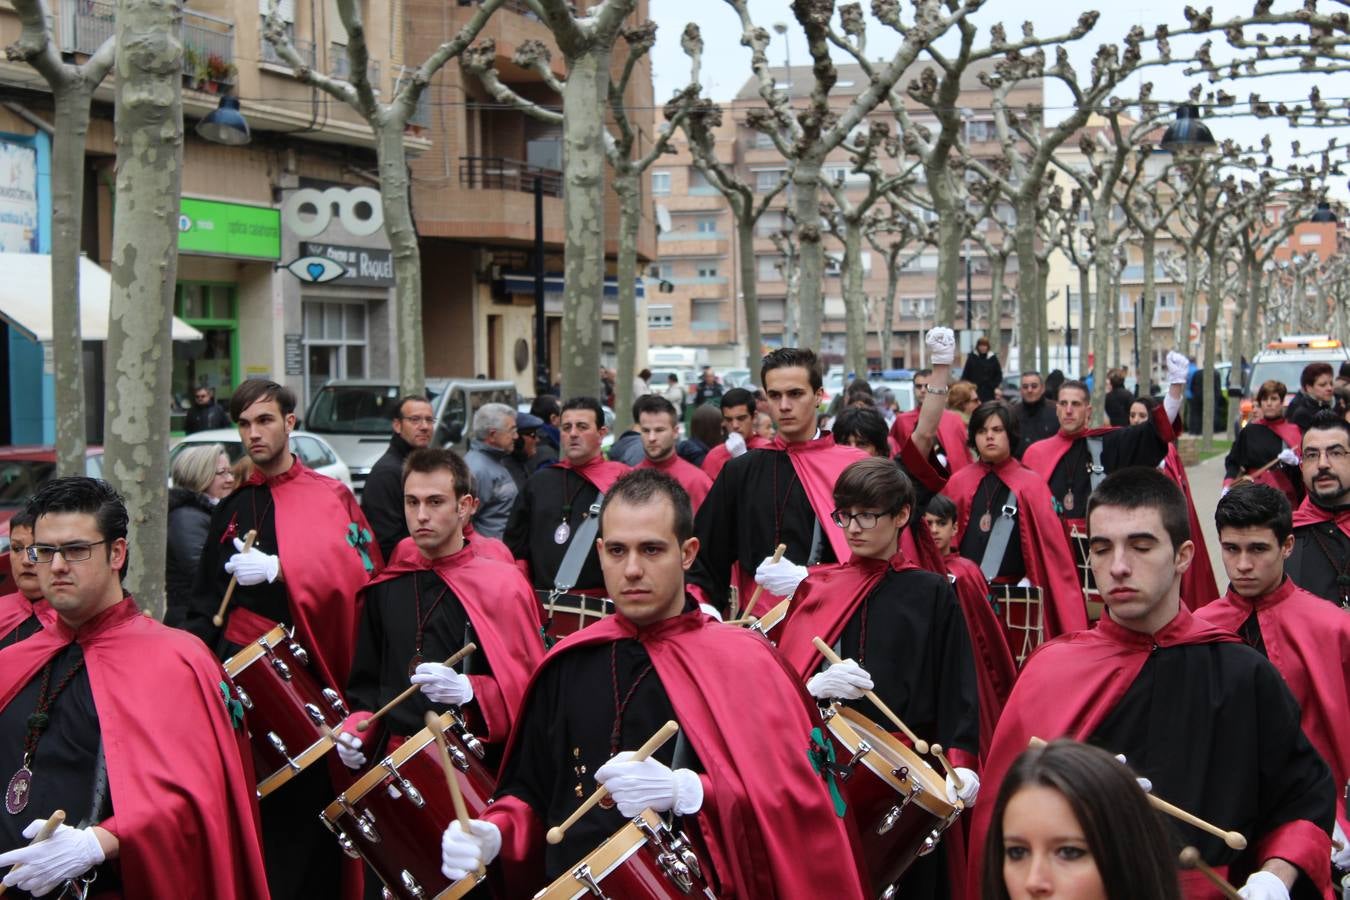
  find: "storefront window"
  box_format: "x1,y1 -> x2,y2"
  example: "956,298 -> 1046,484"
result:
303,299 -> 369,407
173,282 -> 238,432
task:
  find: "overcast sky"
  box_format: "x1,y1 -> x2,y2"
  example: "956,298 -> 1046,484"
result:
647,0 -> 1350,198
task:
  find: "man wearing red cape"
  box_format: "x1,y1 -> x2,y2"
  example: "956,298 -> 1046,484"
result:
1285,410 -> 1350,608
776,457 -> 981,900
439,469 -> 870,899
633,395 -> 713,513
0,477 -> 268,899
1198,483 -> 1350,873
1223,380 -> 1304,506
0,511 -> 53,646
336,448 -> 544,781
184,379 -> 381,900
699,387 -> 772,481
968,468 -> 1334,900
688,348 -> 866,617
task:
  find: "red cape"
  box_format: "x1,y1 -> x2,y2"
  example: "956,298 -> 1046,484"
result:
1292,495 -> 1350,541
1226,418 -> 1302,499
890,408 -> 972,475
366,539 -> 544,743
638,453 -> 713,513
945,554 -> 1016,759
941,458 -> 1087,638
0,598 -> 269,899
1021,402 -> 1174,482
558,455 -> 631,493
463,523 -> 517,565
243,460 -> 382,692
701,435 -> 773,481
771,434 -> 868,567
1160,446 -> 1219,610
1197,579 -> 1350,833
483,610 -> 869,900
0,591 -> 53,639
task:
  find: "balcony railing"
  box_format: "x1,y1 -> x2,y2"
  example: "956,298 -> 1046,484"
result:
459,157 -> 562,197
329,43 -> 381,88
259,18 -> 316,68
60,0 -> 234,83
182,9 -> 235,77
659,231 -> 725,242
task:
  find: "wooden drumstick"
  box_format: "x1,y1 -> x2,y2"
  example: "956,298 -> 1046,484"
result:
740,543 -> 786,619
1178,846 -> 1242,900
357,643 -> 478,732
812,637 -> 930,755
426,711 -> 485,879
545,720 -> 680,846
1027,737 -> 1247,850
929,743 -> 964,791
212,529 -> 258,627
0,809 -> 66,897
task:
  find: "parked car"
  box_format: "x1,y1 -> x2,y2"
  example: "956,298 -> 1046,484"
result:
718,368 -> 754,389
171,429 -> 353,489
0,446 -> 105,593
304,378 -> 517,496
868,378 -> 917,413
648,369 -> 700,398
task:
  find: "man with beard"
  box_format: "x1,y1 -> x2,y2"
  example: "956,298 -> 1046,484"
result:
362,394 -> 436,559
1011,371 -> 1059,458
0,512 -> 53,646
184,378 -> 381,900
1286,409 -> 1350,607
633,395 -> 712,513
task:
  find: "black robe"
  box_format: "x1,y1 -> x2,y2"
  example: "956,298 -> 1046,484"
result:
954,473 -> 1026,580
1287,520 -> 1350,608
504,466 -> 606,592
1224,423 -> 1302,497
1045,421 -> 1170,517
688,449 -> 837,612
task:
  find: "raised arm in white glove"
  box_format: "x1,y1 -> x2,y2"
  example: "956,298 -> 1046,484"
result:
1332,819 -> 1350,870
1237,870 -> 1289,900
724,431 -> 748,458
754,555 -> 808,597
593,752 -> 704,817
410,662 -> 474,706
224,536 -> 280,586
334,731 -> 367,769
805,658 -> 874,701
0,821 -> 105,896
945,768 -> 980,806
926,327 -> 957,366
1162,351 -> 1190,424
440,820 -> 501,882
1277,447 -> 1301,467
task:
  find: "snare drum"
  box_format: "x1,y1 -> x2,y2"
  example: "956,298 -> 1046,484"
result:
224,625 -> 346,798
1067,524 -> 1103,621
533,808 -> 715,899
321,711 -> 496,900
823,705 -> 961,894
746,598 -> 789,643
539,591 -> 614,641
987,583 -> 1045,667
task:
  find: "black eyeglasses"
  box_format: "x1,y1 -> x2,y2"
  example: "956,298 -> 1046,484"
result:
27,541 -> 107,564
830,510 -> 882,529
1301,446 -> 1350,464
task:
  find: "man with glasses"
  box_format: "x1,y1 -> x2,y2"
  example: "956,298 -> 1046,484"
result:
363,394 -> 437,558
1286,409 -> 1350,607
185,384 -> 229,434
0,477 -> 268,897
1011,371 -> 1058,457
0,511 -> 53,646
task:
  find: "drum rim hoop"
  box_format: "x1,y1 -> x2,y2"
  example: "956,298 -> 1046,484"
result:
223,623 -> 291,675
829,707 -> 956,816
531,809 -> 665,900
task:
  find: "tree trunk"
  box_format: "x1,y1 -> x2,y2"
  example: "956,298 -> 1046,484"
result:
1228,254 -> 1251,400
106,0 -> 183,619
373,118 -> 424,395
841,218 -> 867,379
1013,197 -> 1038,366
737,218 -> 762,371
792,159 -> 824,350
881,252 -> 900,367
559,45 -> 609,396
1138,232 -> 1157,394
1179,245 -> 1200,351
1200,245 -> 1224,450
1078,265 -> 1092,377
1091,244 -> 1113,421
933,177 -> 961,327
613,175 -> 640,427
988,254 -> 1006,360
1036,258 -> 1051,375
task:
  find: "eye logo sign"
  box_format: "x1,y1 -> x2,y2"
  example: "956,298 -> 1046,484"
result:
283,255 -> 348,284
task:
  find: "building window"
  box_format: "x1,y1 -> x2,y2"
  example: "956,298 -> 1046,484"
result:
648,305 -> 674,328
651,170 -> 671,195
1299,233 -> 1323,246
756,210 -> 786,237
303,299 -> 368,406
655,262 -> 674,280
754,131 -> 774,149
696,264 -> 719,279
964,120 -> 995,143
755,169 -> 785,193
696,216 -> 718,234
758,256 -> 783,281
689,168 -> 716,195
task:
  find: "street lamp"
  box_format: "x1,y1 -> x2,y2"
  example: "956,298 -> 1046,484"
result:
772,22 -> 792,95
1310,201 -> 1339,223
196,95 -> 251,146
1159,104 -> 1214,154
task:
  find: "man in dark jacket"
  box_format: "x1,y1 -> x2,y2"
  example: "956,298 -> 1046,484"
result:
961,336 -> 1003,402
1103,369 -> 1135,427
1012,370 -> 1059,457
361,394 -> 435,558
185,386 -> 230,433
1286,362 -> 1335,432
692,367 -> 723,407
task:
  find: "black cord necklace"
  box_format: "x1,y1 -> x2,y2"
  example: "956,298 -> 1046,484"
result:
6,656 -> 88,815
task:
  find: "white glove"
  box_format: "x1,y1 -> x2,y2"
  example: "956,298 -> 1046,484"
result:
1221,486 -> 1230,498
945,767 -> 980,806
593,752 -> 704,817
224,537 -> 280,586
334,730 -> 366,769
410,662 -> 474,706
1113,753 -> 1152,793
926,327 -> 957,365
1333,819 -> 1350,869
754,555 -> 808,597
1166,351 -> 1191,386
805,659 -> 874,701
1237,870 -> 1289,900
698,602 -> 723,622
1277,447 -> 1300,467
440,819 -> 501,882
725,431 -> 748,458
0,821 -> 105,896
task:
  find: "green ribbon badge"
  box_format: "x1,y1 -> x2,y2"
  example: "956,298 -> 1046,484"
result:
347,523 -> 375,573
806,727 -> 848,818
218,681 -> 245,730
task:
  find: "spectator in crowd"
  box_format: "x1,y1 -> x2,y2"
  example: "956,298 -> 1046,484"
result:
661,373 -> 687,417
693,366 -> 724,408
530,394 -> 561,452
679,404 -> 722,468
504,412 -> 551,489
362,394 -> 436,560
185,385 -> 230,433
165,443 -> 235,627
754,410 -> 775,440
635,367 -> 652,399
1104,368 -> 1134,427
1013,371 -> 1059,458
962,336 -> 1003,402
947,380 -> 981,419
1044,369 -> 1065,402
464,402 -> 520,539
1287,361 -> 1335,432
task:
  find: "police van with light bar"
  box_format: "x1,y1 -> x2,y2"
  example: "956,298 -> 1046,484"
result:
1238,334 -> 1349,428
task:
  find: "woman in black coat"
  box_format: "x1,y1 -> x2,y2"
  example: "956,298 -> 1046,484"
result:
165,443 -> 235,627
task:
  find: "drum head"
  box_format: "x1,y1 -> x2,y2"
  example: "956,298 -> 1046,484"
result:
834,706 -> 956,817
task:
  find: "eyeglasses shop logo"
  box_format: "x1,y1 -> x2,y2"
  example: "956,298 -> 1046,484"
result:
282,186 -> 384,239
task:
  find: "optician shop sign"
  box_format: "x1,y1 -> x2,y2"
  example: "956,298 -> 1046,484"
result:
178,197 -> 281,260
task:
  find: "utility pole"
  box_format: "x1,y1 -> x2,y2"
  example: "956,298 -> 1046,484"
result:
534,177 -> 549,397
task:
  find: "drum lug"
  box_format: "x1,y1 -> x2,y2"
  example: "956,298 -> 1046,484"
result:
303,703 -> 326,728
287,641 -> 310,666
877,804 -> 903,835
269,655 -> 292,681
266,731 -> 298,770
570,863 -> 612,899
451,716 -> 487,760
841,739 -> 873,780
338,796 -> 380,843
233,685 -> 253,710
383,761 -> 425,808
880,885 -> 898,899
917,826 -> 945,857
656,850 -> 695,893
382,889 -> 394,900
399,870 -> 426,898
322,687 -> 349,717
319,812 -> 363,860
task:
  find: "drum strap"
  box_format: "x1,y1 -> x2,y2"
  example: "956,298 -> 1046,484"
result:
979,491 -> 1019,582
1085,437 -> 1107,491
671,731 -> 693,772
805,516 -> 824,567
553,497 -> 605,595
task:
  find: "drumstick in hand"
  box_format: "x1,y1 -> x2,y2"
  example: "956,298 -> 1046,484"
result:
740,543 -> 786,619
212,530 -> 257,627
929,743 -> 964,792
426,711 -> 485,879
0,810 -> 66,897
1178,847 -> 1242,900
545,720 -> 679,846
1028,737 -> 1247,850
813,637 -> 929,754
357,643 -> 478,732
